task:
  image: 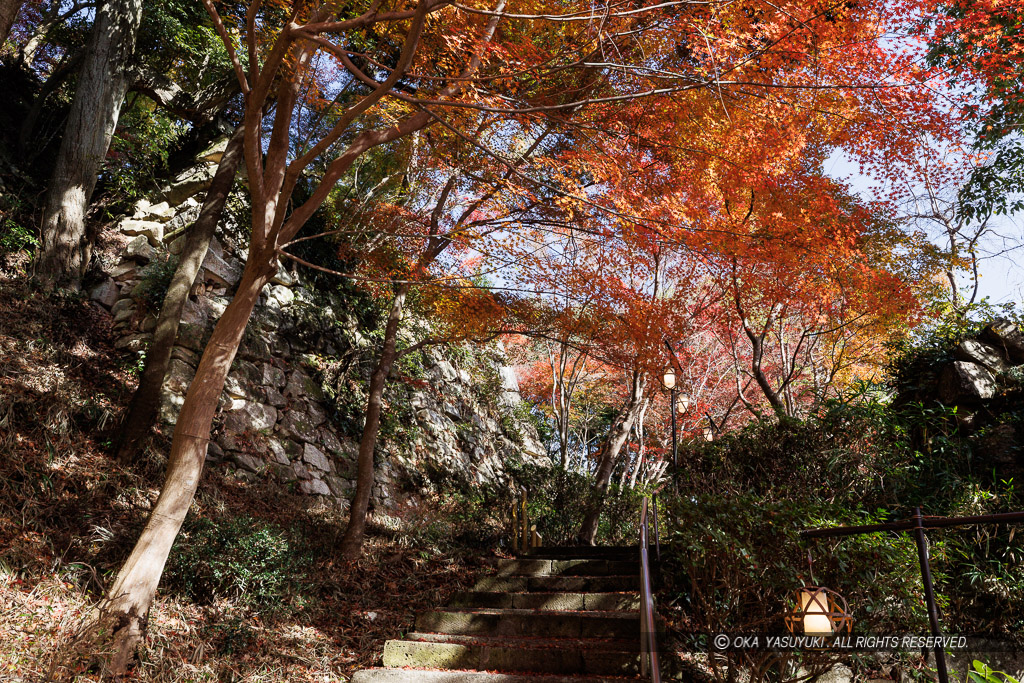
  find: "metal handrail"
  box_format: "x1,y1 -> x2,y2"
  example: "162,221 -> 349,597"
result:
640,495 -> 661,683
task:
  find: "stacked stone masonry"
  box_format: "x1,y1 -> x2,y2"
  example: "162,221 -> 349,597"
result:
89,140 -> 545,509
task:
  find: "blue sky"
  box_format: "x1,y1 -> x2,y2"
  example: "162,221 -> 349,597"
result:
825,152 -> 1023,307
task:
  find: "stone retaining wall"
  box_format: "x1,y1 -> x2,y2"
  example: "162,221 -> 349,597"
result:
89,142 -> 545,508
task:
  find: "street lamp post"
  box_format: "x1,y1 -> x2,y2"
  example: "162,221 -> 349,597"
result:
661,366 -> 689,467
662,366 -> 678,467
662,340 -> 689,468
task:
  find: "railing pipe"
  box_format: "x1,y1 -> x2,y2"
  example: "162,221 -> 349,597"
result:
640,497 -> 661,683
801,509 -> 1024,538
653,494 -> 661,562
913,507 -> 949,683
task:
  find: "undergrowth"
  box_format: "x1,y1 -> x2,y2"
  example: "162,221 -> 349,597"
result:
0,280 -> 484,681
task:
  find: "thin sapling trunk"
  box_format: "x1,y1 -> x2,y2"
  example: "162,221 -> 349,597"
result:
115,124 -> 245,463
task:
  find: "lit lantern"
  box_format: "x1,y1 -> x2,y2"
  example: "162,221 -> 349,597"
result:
662,366 -> 676,390
800,588 -> 832,635
785,586 -> 852,637
677,393 -> 690,413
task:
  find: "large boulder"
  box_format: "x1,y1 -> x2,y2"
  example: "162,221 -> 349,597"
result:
262,363 -> 287,388
939,361 -> 997,403
118,219 -> 164,246
200,250 -> 243,288
125,235 -> 155,262
299,478 -> 331,496
268,437 -> 303,465
954,339 -> 1011,373
302,443 -> 331,472
284,368 -> 322,400
89,279 -> 119,309
980,319 -> 1024,365
161,163 -> 216,206
224,359 -> 263,399
162,358 -> 196,396
278,400 -> 326,441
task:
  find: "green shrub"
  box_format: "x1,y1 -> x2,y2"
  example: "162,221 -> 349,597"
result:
507,462 -> 649,546
666,395 -> 1024,641
658,492 -> 929,683
968,660 -> 1021,683
0,222 -> 38,253
164,515 -> 302,608
132,254 -> 178,311
661,494 -> 926,633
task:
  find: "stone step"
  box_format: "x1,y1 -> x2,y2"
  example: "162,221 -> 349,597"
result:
525,546 -> 637,561
473,574 -> 639,593
383,637 -> 639,676
450,591 -> 639,611
352,669 -> 638,682
403,633 -> 635,650
492,559 -> 639,577
416,608 -> 638,639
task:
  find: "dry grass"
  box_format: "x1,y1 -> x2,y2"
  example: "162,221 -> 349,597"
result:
0,280 -> 489,681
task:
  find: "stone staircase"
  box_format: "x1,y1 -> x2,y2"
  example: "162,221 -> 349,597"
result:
352,546 -> 645,682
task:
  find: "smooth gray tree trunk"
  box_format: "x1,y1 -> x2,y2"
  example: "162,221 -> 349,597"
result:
35,0 -> 144,290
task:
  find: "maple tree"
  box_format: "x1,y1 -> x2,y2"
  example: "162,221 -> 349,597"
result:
83,0 -> 982,665
516,335 -> 597,468
924,0 -> 1024,218
700,173 -> 933,418
513,195 -> 723,540
90,0 -> 681,666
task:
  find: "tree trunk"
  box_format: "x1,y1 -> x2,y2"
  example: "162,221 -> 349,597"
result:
17,26 -> 46,66
578,372 -> 646,545
339,282 -> 410,559
94,253 -> 273,674
115,124 -> 245,463
35,0 -> 144,290
0,0 -> 23,46
746,328 -> 788,418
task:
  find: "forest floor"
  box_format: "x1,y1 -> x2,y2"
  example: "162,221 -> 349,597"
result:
0,279 -> 487,681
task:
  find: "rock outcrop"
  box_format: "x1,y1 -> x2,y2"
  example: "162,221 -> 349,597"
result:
898,319 -> 1024,471
930,324 -> 1024,405
88,143 -> 545,509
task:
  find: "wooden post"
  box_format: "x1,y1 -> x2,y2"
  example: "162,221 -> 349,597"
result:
519,489 -> 529,554
511,497 -> 520,551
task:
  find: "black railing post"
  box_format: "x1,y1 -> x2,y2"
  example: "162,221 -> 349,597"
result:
913,507 -> 949,683
653,494 -> 660,562
670,389 -> 678,468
